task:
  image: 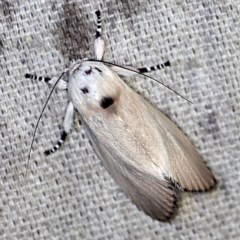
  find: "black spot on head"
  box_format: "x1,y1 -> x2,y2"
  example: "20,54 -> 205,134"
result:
95,67 -> 102,72
85,67 -> 92,75
100,97 -> 114,109
81,87 -> 89,94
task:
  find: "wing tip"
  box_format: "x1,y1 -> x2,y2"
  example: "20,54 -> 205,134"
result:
135,185 -> 179,221
183,175 -> 217,193
166,194 -> 178,221
149,192 -> 179,222
151,176 -> 217,221
166,165 -> 217,193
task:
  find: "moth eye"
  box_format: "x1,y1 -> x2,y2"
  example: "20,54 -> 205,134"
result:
100,97 -> 114,109
81,87 -> 89,94
85,67 -> 92,75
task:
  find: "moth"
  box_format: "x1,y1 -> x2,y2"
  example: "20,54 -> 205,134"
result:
26,10 -> 216,221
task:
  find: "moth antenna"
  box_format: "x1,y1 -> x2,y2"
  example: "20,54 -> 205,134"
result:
24,69 -> 68,178
89,59 -> 192,104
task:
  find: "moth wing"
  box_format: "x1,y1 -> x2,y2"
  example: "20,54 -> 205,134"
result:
143,99 -> 216,192
87,130 -> 177,221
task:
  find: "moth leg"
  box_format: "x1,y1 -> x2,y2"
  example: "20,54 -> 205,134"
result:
110,60 -> 171,77
94,10 -> 105,60
25,73 -> 67,90
137,60 -> 170,73
44,102 -> 74,155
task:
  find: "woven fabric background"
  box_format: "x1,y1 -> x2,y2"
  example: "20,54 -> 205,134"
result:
1,0 -> 239,239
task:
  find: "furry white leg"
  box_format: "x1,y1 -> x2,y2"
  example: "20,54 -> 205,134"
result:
94,10 -> 105,60
25,73 -> 67,90
44,102 -> 74,155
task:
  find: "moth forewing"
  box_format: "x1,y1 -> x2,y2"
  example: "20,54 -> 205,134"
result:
67,60 -> 216,220
142,99 -> 216,192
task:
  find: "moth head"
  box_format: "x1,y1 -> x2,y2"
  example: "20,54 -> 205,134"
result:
68,61 -> 123,113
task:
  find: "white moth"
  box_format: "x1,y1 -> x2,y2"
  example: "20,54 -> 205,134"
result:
26,10 -> 216,221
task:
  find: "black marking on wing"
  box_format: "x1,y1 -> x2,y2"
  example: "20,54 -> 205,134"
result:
100,97 -> 114,109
